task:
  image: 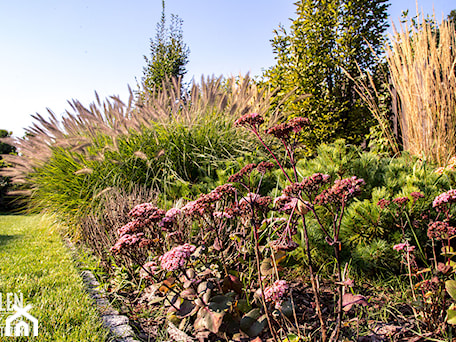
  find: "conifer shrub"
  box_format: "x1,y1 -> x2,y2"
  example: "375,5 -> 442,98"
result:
293,140 -> 456,275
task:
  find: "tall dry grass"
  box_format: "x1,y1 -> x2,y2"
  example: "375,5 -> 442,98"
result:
386,14 -> 456,164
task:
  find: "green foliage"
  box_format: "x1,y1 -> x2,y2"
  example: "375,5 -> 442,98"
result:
29,113 -> 258,226
0,130 -> 18,212
143,0 -> 189,93
448,9 -> 456,24
0,129 -> 15,155
263,0 -> 389,150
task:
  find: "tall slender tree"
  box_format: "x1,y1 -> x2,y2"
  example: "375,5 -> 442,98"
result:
143,0 -> 190,93
264,0 -> 390,149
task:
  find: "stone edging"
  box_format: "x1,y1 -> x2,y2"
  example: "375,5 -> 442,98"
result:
81,270 -> 140,342
64,239 -> 140,342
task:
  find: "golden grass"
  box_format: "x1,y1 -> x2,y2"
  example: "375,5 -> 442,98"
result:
386,14 -> 456,164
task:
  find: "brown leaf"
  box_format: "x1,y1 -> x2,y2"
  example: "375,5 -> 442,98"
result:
342,293 -> 368,312
222,274 -> 242,294
159,277 -> 176,294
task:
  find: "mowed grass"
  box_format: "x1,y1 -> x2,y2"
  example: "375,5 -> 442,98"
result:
0,215 -> 110,341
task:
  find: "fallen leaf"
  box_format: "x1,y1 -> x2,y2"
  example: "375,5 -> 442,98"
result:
342,293 -> 368,312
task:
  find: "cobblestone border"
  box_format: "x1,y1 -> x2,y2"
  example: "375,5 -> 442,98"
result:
65,240 -> 140,342
81,270 -> 140,342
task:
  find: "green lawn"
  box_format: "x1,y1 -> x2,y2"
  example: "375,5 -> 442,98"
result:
0,214 -> 110,341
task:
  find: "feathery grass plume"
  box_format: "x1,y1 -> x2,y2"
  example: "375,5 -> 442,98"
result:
385,13 -> 456,164
133,151 -> 148,160
74,168 -> 93,175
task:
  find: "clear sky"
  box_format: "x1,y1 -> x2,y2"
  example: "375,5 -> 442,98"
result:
0,1 -> 454,137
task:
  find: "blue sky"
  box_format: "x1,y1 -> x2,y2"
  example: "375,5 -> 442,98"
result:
1,1 -> 454,137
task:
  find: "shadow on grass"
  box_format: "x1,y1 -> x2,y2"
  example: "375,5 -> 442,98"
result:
0,234 -> 22,248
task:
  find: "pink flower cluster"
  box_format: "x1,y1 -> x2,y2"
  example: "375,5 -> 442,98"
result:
315,176 -> 365,206
117,220 -> 142,236
110,233 -> 147,255
257,161 -> 275,174
283,173 -> 331,197
159,243 -> 196,272
432,189 -> 456,212
392,196 -> 409,207
128,203 -> 166,225
410,192 -> 424,201
158,207 -> 183,230
234,112 -> 264,129
213,211 -> 233,219
377,198 -> 391,209
182,184 -> 237,217
393,242 -> 415,252
427,221 -> 456,240
228,164 -> 257,183
263,280 -> 289,303
239,193 -> 272,212
265,117 -> 310,140
165,208 -> 182,218
239,192 -> 260,206
274,196 -> 298,214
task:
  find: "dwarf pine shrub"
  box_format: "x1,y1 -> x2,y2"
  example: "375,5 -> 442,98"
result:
294,140 -> 456,275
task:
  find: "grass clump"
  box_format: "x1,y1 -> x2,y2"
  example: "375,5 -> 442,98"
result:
0,214 -> 110,341
386,14 -> 456,165
2,75 -> 273,234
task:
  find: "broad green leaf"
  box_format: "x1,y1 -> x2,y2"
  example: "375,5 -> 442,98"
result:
282,334 -> 300,342
447,308 -> 456,325
446,280 -> 456,301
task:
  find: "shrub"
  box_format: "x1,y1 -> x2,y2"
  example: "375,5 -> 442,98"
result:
293,139 -> 456,274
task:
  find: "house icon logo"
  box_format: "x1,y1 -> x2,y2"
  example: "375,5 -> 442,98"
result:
4,304 -> 38,337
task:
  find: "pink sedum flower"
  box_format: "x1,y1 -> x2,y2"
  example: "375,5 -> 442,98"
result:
433,189 -> 456,211
263,280 -> 289,304
117,220 -> 142,236
234,112 -> 264,129
165,207 -> 182,218
159,243 -> 196,272
213,211 -> 233,219
239,192 -> 260,206
393,242 -> 415,252
110,233 -> 145,255
393,242 -> 408,251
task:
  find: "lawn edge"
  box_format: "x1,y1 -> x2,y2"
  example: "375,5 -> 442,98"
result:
64,239 -> 141,342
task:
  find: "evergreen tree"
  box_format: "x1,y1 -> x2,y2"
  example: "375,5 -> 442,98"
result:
263,0 -> 390,150
448,9 -> 456,24
143,0 -> 190,92
0,130 -> 16,211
